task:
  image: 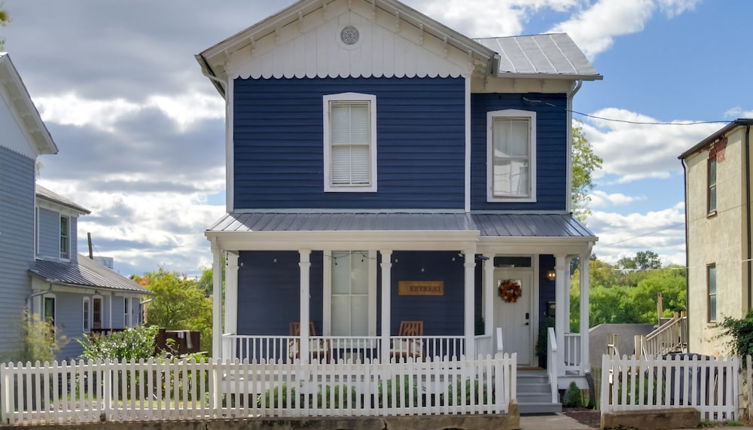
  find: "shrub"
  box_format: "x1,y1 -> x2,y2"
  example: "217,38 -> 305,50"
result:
718,311 -> 753,357
78,325 -> 161,361
447,378 -> 491,405
377,376 -> 421,408
9,311 -> 67,363
563,382 -> 583,407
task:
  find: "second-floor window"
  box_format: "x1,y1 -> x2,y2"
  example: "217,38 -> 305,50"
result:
487,110 -> 537,202
323,93 -> 377,192
708,157 -> 717,214
60,215 -> 70,259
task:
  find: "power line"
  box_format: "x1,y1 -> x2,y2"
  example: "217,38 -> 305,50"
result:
571,111 -> 729,126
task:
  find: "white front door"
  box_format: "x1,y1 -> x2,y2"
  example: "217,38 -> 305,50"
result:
494,268 -> 533,365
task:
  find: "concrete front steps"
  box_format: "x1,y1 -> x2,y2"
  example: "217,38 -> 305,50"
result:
517,369 -> 562,414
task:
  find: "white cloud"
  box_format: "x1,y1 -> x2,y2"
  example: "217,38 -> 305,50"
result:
590,190 -> 645,207
410,0 -> 579,37
725,106 -> 753,119
35,91 -> 224,133
578,109 -> 721,183
550,0 -> 699,59
589,202 -> 686,265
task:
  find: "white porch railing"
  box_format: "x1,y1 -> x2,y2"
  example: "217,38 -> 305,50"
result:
563,333 -> 582,373
0,354 -> 517,425
546,327 -> 558,403
223,334 -> 465,363
601,354 -> 738,422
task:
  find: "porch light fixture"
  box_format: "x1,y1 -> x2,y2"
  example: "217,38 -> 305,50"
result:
546,269 -> 556,281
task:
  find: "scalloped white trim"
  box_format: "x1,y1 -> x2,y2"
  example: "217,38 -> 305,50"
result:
230,71 -> 464,79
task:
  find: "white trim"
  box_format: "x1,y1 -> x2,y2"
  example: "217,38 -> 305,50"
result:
226,77 -> 234,212
322,250 -> 377,337
36,197 -> 87,217
322,92 -> 377,193
232,208 -> 467,214
59,214 -> 71,261
92,295 -> 103,330
82,296 -> 91,333
42,293 -> 57,327
368,250 -> 377,336
493,262 -> 536,364
565,89 -> 573,213
34,207 -> 39,258
323,251 -> 332,335
486,109 -> 537,203
464,76 -> 471,212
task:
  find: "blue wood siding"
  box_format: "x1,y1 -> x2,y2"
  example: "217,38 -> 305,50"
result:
0,147 -> 34,357
233,77 -> 465,210
55,291 -> 86,360
237,251 -> 323,336
388,251 -> 464,336
37,208 -> 59,259
471,93 -> 568,211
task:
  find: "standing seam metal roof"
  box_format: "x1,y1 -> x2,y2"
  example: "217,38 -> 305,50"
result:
29,256 -> 152,294
207,213 -> 595,238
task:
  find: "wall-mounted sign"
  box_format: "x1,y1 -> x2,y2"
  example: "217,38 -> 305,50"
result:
398,281 -> 444,296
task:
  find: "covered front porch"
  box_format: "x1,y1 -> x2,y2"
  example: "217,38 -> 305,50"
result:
207,213 -> 595,385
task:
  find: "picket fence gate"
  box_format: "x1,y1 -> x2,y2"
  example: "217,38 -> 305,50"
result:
0,353 -> 516,426
601,354 -> 739,421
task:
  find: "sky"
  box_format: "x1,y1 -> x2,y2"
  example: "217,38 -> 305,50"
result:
1,0 -> 751,276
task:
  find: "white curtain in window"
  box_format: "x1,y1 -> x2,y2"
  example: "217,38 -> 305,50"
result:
331,251 -> 369,336
331,103 -> 370,185
493,118 -> 530,197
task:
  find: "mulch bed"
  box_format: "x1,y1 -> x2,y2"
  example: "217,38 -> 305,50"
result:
563,408 -> 600,428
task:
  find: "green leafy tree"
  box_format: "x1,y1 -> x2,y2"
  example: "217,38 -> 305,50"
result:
571,125 -> 603,221
134,270 -> 213,354
718,311 -> 753,356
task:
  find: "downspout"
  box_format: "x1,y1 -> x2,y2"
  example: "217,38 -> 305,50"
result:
681,158 -> 690,351
26,281 -> 55,314
745,125 -> 752,312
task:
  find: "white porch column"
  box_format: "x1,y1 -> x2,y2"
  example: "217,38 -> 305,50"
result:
554,253 -> 568,376
380,250 -> 392,363
224,252 -> 239,335
579,252 -> 591,372
299,249 -> 311,364
211,242 -> 223,359
464,248 -> 476,358
483,254 -> 495,342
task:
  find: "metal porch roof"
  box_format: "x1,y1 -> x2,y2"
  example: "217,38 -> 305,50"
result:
474,33 -> 601,80
30,256 -> 152,295
208,213 -> 595,239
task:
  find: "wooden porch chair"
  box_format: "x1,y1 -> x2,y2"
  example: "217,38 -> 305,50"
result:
391,321 -> 424,360
288,322 -> 331,363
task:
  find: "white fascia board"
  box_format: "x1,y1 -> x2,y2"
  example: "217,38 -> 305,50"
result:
495,72 -> 603,81
36,198 -> 88,218
0,54 -> 57,155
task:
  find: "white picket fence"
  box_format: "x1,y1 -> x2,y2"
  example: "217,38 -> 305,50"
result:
601,354 -> 739,421
0,353 -> 516,426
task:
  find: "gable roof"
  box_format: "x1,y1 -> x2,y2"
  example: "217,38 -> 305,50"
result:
30,256 -> 153,295
678,118 -> 753,160
36,185 -> 91,215
474,33 -> 602,81
0,53 -> 57,155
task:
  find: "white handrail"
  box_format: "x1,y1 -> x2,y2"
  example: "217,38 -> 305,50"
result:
547,327 -> 558,404
496,327 -> 504,352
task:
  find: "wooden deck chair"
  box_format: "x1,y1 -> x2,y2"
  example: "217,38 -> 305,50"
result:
392,321 -> 424,360
288,322 -> 331,363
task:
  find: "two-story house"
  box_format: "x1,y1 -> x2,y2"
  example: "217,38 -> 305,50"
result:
199,0 -> 600,413
0,52 -> 151,361
680,119 -> 753,355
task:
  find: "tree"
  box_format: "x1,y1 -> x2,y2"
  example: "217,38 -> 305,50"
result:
0,6 -> 9,50
618,250 -> 662,271
133,270 -> 213,353
571,125 -> 603,221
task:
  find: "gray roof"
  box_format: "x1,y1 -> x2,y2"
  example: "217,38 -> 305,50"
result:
36,185 -> 90,214
30,255 -> 152,295
474,33 -> 601,80
208,213 -> 595,238
678,118 -> 753,160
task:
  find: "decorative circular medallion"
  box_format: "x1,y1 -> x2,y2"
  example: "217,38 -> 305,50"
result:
498,280 -> 522,303
340,25 -> 360,45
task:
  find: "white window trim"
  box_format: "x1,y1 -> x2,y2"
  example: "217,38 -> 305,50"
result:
322,250 -> 377,336
42,293 -> 57,327
82,296 -> 91,332
92,295 -> 103,330
322,92 -> 378,193
59,214 -> 71,261
124,297 -> 131,328
486,109 -> 537,203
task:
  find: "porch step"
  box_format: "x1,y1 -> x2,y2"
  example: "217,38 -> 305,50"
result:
516,370 -> 561,415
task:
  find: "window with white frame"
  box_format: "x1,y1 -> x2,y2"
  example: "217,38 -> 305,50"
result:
60,215 -> 70,259
92,297 -> 103,329
487,110 -> 536,202
83,297 -> 90,332
124,297 -> 131,327
43,296 -> 56,326
323,93 -> 377,192
331,251 -> 369,336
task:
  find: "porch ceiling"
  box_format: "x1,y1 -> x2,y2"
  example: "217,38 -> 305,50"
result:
206,212 -> 596,240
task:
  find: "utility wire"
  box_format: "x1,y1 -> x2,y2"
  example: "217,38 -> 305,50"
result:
571,110 -> 729,126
